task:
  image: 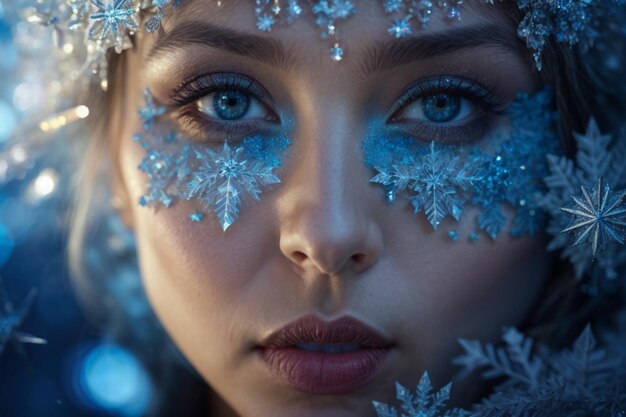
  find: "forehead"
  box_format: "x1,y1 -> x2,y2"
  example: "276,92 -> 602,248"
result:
143,0 -> 527,82
158,0 -> 519,56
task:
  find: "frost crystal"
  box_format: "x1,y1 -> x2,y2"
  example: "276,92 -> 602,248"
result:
0,279 -> 47,360
561,178 -> 626,257
540,119 -> 626,285
88,0 -> 139,53
366,88 -> 558,240
187,143 -> 281,231
138,88 -> 167,130
136,90 -> 289,231
372,372 -> 468,417
388,16 -> 412,38
450,325 -> 626,416
371,142 -> 470,229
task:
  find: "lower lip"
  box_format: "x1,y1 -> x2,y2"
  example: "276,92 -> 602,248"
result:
257,346 -> 390,395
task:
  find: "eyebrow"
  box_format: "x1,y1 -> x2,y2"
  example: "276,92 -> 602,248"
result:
146,21 -> 526,76
147,21 -> 295,68
359,23 -> 527,76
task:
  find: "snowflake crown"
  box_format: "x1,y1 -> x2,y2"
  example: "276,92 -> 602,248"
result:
15,0 -> 626,89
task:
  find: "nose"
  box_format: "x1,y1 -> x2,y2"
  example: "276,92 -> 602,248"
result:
277,108 -> 383,277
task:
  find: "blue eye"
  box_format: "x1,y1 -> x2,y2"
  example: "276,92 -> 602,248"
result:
213,90 -> 250,120
422,94 -> 461,122
401,93 -> 474,124
197,89 -> 267,121
387,77 -> 509,143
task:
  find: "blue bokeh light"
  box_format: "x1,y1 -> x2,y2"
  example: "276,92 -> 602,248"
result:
0,100 -> 17,142
0,195 -> 36,243
75,343 -> 153,417
0,223 -> 14,268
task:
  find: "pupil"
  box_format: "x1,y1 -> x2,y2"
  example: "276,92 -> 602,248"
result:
213,90 -> 251,120
422,94 -> 461,123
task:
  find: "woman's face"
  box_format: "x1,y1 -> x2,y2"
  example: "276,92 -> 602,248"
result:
116,1 -> 553,415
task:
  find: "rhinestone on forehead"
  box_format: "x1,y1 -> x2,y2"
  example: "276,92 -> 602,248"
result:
19,0 -> 621,89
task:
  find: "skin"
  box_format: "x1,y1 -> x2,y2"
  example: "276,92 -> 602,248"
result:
112,1 -> 555,416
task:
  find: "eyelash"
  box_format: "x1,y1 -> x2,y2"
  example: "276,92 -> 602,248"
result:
167,73 -> 508,143
169,73 -> 279,141
387,77 -> 508,143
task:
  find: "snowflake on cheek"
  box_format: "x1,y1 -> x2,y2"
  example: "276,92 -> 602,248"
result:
136,132 -> 193,208
187,143 -> 281,231
370,141 -> 482,230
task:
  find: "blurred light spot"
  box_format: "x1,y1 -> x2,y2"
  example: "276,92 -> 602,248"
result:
0,223 -> 14,267
75,105 -> 90,119
77,344 -> 152,416
62,43 -> 74,54
10,146 -> 27,163
26,169 -> 58,203
39,106 -> 90,132
0,100 -> 17,142
13,83 -> 43,112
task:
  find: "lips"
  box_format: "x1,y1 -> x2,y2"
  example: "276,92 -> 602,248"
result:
260,315 -> 393,348
256,315 -> 393,395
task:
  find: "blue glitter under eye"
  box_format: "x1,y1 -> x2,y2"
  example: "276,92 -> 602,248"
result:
213,90 -> 251,120
422,94 -> 461,123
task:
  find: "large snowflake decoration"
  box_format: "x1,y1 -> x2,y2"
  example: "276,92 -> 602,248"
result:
372,372 -> 469,417
187,143 -> 281,231
370,142 -> 474,230
136,90 -> 289,231
88,0 -> 140,53
540,119 -> 626,285
0,279 -> 47,360
450,325 -> 626,416
562,178 -> 626,257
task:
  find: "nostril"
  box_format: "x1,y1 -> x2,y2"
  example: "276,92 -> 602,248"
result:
292,251 -> 307,263
351,253 -> 367,264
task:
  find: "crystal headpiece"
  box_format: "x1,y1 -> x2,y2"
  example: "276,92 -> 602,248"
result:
18,0 -> 626,89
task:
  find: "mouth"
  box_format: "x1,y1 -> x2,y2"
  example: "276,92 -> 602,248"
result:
255,315 -> 394,395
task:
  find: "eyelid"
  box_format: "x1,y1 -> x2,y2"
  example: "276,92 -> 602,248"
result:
169,72 -> 277,109
166,72 -> 281,141
386,76 -> 508,122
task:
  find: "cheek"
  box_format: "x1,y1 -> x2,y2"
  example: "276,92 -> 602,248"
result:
383,204 -> 551,380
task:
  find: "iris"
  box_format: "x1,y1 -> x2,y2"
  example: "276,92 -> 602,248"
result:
422,94 -> 461,123
213,90 -> 251,120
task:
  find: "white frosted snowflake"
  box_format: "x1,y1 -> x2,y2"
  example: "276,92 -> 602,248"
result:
88,0 -> 139,53
187,143 -> 281,231
562,177 -> 626,257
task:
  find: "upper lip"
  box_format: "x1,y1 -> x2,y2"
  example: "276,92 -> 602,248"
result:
259,315 -> 394,348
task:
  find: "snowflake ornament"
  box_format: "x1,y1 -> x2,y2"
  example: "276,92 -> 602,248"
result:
0,279 -> 47,360
366,88 -> 557,241
136,90 -> 289,231
540,119 -> 626,284
88,0 -> 140,53
561,177 -> 626,258
187,143 -> 281,231
450,325 -> 626,416
372,372 -> 468,417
